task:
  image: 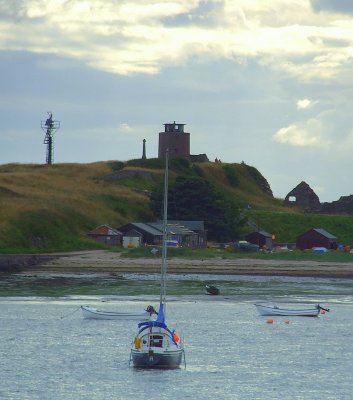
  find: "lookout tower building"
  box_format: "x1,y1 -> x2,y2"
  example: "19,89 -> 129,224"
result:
158,122 -> 190,159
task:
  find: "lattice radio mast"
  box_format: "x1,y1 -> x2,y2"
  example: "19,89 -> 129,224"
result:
41,112 -> 60,165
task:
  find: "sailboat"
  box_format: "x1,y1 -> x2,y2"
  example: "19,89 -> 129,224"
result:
129,152 -> 185,369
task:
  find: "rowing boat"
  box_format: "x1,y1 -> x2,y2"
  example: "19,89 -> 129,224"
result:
255,303 -> 329,317
81,305 -> 153,321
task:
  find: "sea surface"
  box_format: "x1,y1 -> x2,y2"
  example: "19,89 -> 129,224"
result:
1,272 -> 353,399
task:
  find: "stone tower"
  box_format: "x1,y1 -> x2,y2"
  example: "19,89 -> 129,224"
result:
158,121 -> 190,159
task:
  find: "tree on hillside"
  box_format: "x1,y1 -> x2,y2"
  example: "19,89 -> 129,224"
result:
150,176 -> 244,242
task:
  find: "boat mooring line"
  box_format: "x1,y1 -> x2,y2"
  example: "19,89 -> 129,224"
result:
60,306 -> 81,319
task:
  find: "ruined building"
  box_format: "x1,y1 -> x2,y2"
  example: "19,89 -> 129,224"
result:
285,181 -> 353,214
284,181 -> 321,212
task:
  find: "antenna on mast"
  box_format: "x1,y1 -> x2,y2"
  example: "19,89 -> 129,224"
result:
41,112 -> 60,165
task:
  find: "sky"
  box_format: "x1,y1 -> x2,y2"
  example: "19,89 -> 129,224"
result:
1,0 -> 353,203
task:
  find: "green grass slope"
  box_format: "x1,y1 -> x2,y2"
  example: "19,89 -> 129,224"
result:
1,158 -> 353,252
0,161 -> 153,252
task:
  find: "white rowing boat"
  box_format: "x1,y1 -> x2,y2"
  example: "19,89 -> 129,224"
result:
81,305 -> 154,321
255,303 -> 329,317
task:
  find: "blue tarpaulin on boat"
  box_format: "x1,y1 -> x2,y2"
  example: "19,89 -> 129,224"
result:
312,247 -> 328,253
156,303 -> 165,324
137,303 -> 179,345
138,303 -> 166,331
138,320 -> 167,330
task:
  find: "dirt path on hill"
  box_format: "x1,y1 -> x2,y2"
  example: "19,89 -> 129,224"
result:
25,250 -> 353,279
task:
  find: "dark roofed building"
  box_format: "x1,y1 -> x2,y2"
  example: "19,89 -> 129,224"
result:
296,228 -> 337,250
118,223 -> 163,246
168,220 -> 207,247
151,221 -> 198,247
118,221 -> 202,247
245,229 -> 273,249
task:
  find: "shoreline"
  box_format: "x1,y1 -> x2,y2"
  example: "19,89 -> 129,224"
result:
20,250 -> 353,279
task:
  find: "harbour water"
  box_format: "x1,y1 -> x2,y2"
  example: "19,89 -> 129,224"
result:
1,273 -> 353,399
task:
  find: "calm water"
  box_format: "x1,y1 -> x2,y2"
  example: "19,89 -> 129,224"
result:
1,273 -> 353,399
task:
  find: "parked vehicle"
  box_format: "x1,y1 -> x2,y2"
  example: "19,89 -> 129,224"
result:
234,241 -> 259,252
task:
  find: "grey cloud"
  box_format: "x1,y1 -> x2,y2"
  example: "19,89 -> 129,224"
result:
311,0 -> 353,14
0,0 -> 27,20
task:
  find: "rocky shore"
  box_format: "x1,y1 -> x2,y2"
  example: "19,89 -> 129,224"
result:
10,250 -> 353,279
0,254 -> 56,273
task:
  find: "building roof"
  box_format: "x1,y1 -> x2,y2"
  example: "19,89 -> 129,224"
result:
119,221 -> 199,237
298,228 -> 337,240
149,222 -> 196,235
129,222 -> 163,236
88,224 -> 122,236
246,229 -> 272,238
124,229 -> 143,238
168,220 -> 205,231
312,228 -> 337,239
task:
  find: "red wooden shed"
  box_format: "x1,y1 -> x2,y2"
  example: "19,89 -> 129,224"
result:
296,228 -> 337,250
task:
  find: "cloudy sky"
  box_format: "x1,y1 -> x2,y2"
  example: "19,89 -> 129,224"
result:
1,0 -> 353,203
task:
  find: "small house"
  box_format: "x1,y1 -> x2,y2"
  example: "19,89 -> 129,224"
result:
151,221 -> 199,247
245,229 -> 273,249
168,220 -> 207,247
296,228 -> 337,250
87,224 -> 122,246
118,223 -> 163,246
118,221 -> 201,247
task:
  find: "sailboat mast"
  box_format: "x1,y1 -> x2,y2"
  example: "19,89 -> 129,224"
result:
160,150 -> 169,309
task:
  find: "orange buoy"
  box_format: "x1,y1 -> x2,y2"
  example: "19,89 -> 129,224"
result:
320,310 -> 326,315
285,320 -> 290,324
173,334 -> 180,342
266,319 -> 273,324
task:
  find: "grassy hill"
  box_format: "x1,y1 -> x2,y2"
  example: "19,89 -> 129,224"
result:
1,159 -> 353,252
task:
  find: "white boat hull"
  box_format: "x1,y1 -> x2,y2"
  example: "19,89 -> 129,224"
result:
81,305 -> 151,321
255,304 -> 321,317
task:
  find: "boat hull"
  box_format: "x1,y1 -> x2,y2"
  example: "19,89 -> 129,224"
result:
255,304 -> 320,317
205,285 -> 220,295
131,349 -> 183,369
81,306 -> 150,321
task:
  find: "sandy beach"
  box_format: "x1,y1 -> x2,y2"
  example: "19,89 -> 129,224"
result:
26,250 -> 353,279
